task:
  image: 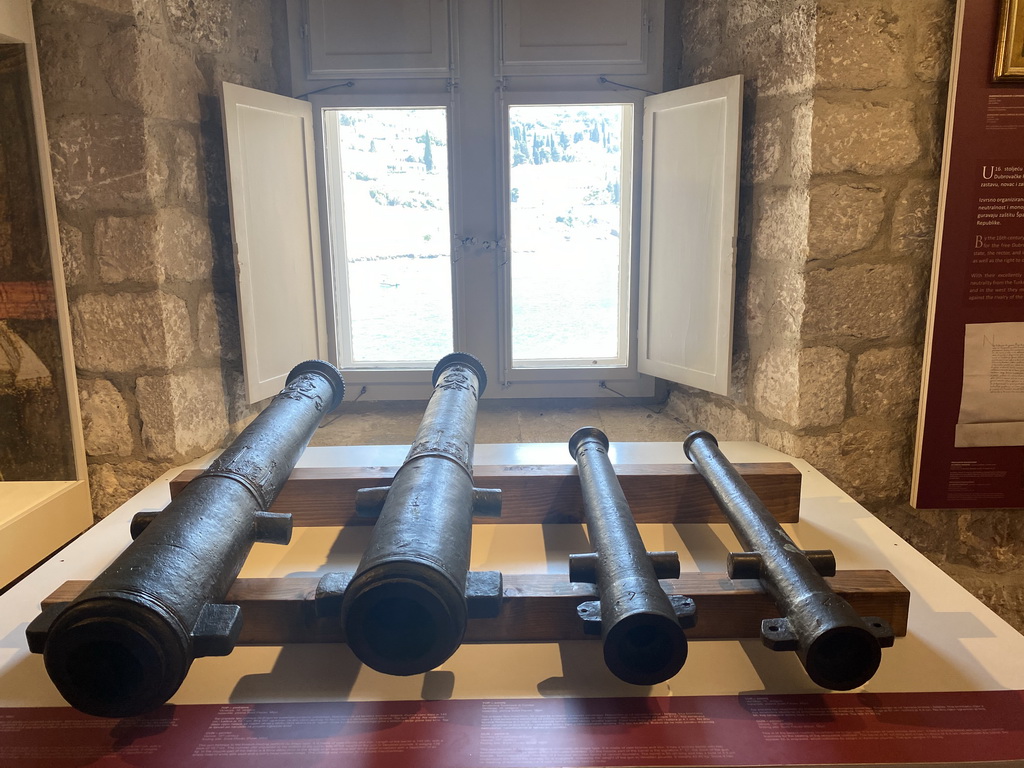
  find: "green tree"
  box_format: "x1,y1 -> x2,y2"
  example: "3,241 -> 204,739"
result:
422,130 -> 435,172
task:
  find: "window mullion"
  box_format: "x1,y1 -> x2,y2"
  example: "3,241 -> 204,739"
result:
448,0 -> 504,387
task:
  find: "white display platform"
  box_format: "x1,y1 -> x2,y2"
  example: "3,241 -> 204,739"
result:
3,440 -> 1023,707
0,480 -> 91,589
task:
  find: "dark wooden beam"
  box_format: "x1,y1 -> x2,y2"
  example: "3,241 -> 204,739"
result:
44,569 -> 909,645
169,462 -> 803,525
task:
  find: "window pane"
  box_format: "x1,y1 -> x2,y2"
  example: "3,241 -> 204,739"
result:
329,108 -> 453,364
508,104 -> 629,366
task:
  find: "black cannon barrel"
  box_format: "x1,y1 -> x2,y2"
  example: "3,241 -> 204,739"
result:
682,430 -> 894,690
26,360 -> 345,717
339,353 -> 491,676
569,428 -> 694,685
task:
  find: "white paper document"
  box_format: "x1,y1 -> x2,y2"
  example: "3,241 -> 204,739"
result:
955,322 -> 1024,447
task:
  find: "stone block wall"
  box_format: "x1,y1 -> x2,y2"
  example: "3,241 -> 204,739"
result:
32,0 -> 285,515
670,0 -> 1024,633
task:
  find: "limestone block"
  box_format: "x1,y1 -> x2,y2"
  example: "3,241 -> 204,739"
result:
815,2 -> 905,90
808,183 -> 886,259
872,502 -> 950,559
729,347 -> 751,405
725,0 -> 776,31
199,115 -> 230,211
48,115 -> 169,210
88,459 -> 170,520
852,346 -> 922,421
235,2 -> 277,68
892,179 -> 939,261
744,273 -> 768,339
839,430 -> 913,501
797,346 -> 848,427
136,367 -> 229,459
197,291 -> 227,359
78,378 -> 133,457
877,507 -> 1024,578
58,221 -> 87,287
94,209 -> 213,284
36,0 -> 162,20
913,2 -> 955,83
169,127 -> 202,205
121,122 -> 206,208
752,345 -> 801,423
222,366 -> 261,432
833,426 -> 910,502
759,426 -> 837,469
946,512 -> 1024,573
70,291 -> 192,373
803,263 -> 923,340
744,114 -> 783,185
753,345 -> 847,428
665,387 -> 757,440
790,99 -> 814,184
100,27 -> 204,123
166,0 -> 231,52
212,289 -> 244,362
681,2 -> 725,63
752,186 -> 809,263
88,0 -> 147,15
746,266 -> 805,341
738,6 -> 815,97
760,420 -> 910,502
812,99 -> 921,175
33,21 -> 112,116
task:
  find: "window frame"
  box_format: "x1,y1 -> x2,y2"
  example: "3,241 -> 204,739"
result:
230,0 -> 739,403
313,92 -> 460,378
309,85 -> 657,400
496,89 -> 645,384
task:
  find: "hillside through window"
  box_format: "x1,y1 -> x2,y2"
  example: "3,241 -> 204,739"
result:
508,104 -> 631,367
324,107 -> 454,366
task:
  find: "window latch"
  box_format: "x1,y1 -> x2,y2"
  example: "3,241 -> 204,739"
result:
453,236 -> 506,263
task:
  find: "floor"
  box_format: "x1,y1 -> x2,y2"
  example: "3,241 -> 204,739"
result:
310,399 -> 693,449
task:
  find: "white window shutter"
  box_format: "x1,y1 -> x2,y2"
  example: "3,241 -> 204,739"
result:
220,82 -> 328,403
637,75 -> 742,395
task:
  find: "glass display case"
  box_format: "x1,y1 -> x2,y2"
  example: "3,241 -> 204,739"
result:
0,0 -> 91,588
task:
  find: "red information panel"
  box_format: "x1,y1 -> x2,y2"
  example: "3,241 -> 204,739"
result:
913,0 -> 1024,507
1,691 -> 1023,767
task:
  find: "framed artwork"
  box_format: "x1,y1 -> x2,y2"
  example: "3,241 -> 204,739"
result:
995,0 -> 1024,81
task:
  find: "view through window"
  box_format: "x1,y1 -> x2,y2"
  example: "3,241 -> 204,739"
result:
325,102 -> 631,370
508,104 -> 630,367
329,107 -> 454,365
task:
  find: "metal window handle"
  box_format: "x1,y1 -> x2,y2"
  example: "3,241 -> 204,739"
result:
453,236 -> 506,262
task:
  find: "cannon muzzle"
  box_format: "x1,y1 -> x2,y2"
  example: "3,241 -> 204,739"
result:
27,360 -> 344,716
339,353 -> 495,675
569,427 -> 694,685
683,429 -> 893,690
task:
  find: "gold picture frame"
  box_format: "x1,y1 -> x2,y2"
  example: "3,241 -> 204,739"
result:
995,0 -> 1024,82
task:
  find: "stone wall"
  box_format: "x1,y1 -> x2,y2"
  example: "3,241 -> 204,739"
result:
32,0 -> 284,515
669,0 -> 1024,633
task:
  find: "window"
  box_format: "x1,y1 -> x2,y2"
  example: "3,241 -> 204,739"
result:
221,0 -> 741,401
506,102 -> 632,368
323,106 -> 455,367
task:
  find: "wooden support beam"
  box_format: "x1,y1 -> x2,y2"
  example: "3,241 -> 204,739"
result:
169,462 -> 803,525
44,569 -> 908,645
